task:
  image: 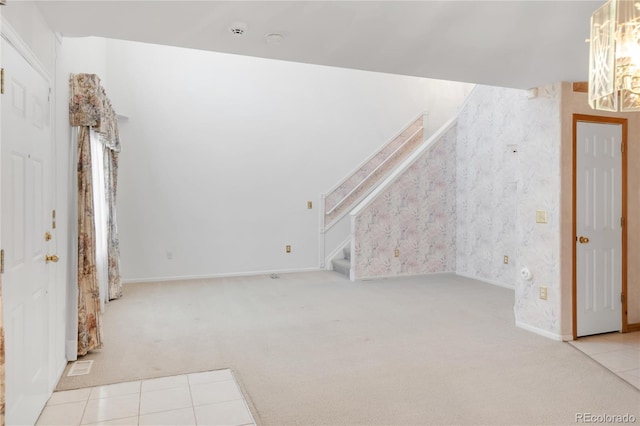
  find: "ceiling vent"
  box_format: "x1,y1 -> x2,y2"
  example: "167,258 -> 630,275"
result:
229,22 -> 247,37
266,33 -> 284,45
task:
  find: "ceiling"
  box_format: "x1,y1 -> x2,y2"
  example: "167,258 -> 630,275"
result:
35,1 -> 604,89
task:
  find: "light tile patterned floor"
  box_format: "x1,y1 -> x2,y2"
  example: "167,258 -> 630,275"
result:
36,369 -> 256,426
569,331 -> 640,390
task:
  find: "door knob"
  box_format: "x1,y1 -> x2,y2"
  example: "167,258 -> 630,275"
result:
578,236 -> 590,244
45,254 -> 59,263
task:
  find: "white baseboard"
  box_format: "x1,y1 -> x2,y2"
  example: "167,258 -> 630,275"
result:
515,320 -> 564,341
456,274 -> 567,341
455,271 -> 515,290
66,340 -> 78,362
122,267 -> 323,284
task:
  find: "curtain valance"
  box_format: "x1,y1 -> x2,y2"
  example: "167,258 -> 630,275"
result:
69,73 -> 121,152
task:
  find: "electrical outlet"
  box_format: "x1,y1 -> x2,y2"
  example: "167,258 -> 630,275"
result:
166,251 -> 173,260
286,245 -> 291,253
540,286 -> 547,300
503,255 -> 509,264
394,248 -> 400,257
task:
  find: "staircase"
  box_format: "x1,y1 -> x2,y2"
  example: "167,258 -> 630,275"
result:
322,114 -> 426,229
331,245 -> 351,278
320,113 -> 427,276
325,115 -> 459,281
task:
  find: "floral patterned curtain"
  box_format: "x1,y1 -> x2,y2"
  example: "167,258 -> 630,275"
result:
76,126 -> 103,355
70,74 -> 122,355
106,149 -> 122,300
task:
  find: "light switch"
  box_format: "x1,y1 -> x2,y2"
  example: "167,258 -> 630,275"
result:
536,210 -> 548,224
307,201 -> 313,209
539,286 -> 548,300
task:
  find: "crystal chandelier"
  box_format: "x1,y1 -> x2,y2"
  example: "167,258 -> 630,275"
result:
589,0 -> 640,111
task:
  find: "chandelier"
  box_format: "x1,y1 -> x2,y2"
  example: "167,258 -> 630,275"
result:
589,0 -> 640,111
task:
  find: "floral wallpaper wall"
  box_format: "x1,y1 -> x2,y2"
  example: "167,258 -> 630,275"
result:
456,84 -> 562,336
350,84 -> 562,337
352,126 -> 457,279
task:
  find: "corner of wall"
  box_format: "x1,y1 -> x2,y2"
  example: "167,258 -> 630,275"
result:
515,320 -> 564,341
456,83 -> 563,339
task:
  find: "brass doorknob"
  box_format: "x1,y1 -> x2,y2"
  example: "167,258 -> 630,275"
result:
578,236 -> 590,244
45,254 -> 59,263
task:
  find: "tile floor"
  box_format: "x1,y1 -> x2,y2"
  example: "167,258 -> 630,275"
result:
569,331 -> 640,390
36,369 -> 256,426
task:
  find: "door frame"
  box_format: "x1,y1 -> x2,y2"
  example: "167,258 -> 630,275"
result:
572,114 -> 628,339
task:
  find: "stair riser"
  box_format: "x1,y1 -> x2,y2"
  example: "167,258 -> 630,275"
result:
343,245 -> 351,261
332,258 -> 350,277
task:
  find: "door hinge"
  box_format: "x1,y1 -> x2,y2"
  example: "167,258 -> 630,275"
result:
52,210 -> 56,229
621,141 -> 625,153
621,292 -> 625,304
1,249 -> 4,274
621,216 -> 625,228
1,68 -> 5,95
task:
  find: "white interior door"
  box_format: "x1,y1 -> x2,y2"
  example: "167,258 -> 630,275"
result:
575,120 -> 622,337
1,38 -> 53,425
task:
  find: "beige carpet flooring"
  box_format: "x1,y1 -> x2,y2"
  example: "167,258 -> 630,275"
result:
56,271 -> 640,425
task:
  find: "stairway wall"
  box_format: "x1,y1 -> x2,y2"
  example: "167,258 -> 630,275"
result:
351,126 -> 457,279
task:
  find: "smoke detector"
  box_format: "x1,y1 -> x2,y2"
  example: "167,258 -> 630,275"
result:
229,22 -> 247,37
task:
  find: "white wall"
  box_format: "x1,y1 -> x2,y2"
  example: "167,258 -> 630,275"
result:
58,37 -> 109,86
422,79 -> 474,136
92,38 -> 473,281
2,1 -> 56,76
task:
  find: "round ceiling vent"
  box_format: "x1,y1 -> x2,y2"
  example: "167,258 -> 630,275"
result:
266,33 -> 284,45
229,22 -> 247,37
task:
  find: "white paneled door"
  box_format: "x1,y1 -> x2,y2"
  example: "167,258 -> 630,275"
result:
1,38 -> 54,425
575,119 -> 623,337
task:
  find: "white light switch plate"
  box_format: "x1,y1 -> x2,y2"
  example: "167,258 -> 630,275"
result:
536,210 -> 548,224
